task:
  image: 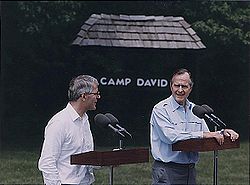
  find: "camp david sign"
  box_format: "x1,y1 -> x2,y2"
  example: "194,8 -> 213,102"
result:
99,77 -> 168,88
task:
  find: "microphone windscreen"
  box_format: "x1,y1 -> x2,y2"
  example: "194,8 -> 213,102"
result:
105,113 -> 119,126
192,105 -> 207,119
202,104 -> 214,114
94,113 -> 111,128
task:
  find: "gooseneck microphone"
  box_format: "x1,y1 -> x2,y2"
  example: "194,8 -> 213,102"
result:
105,113 -> 132,138
202,104 -> 227,128
94,113 -> 125,137
192,105 -> 221,127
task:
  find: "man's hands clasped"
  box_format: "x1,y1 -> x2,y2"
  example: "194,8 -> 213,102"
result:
222,129 -> 239,142
203,129 -> 239,145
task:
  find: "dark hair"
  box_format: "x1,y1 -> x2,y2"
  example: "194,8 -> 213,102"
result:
170,68 -> 194,87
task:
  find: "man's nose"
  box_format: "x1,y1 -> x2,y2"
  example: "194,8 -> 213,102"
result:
178,85 -> 183,91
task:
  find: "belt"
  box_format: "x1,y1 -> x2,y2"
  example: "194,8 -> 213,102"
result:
155,160 -> 195,168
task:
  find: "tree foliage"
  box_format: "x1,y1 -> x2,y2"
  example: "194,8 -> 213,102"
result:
192,1 -> 250,46
16,1 -> 82,34
5,1 -> 249,48
1,1 -> 249,148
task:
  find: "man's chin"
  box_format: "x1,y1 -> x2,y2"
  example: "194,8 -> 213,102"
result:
88,105 -> 96,111
175,97 -> 185,105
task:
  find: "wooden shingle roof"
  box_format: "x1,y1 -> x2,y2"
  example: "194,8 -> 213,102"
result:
72,13 -> 206,49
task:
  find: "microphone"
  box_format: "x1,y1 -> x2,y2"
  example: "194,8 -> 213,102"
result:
202,104 -> 227,128
105,113 -> 132,138
94,113 -> 125,137
192,105 -> 221,127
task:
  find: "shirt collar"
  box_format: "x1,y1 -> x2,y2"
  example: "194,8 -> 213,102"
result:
66,103 -> 88,122
170,95 -> 191,112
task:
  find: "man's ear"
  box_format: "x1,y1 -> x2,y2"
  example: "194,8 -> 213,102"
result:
81,94 -> 86,101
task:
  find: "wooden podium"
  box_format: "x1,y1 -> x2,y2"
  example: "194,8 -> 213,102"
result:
172,136 -> 240,152
70,148 -> 149,185
172,136 -> 240,185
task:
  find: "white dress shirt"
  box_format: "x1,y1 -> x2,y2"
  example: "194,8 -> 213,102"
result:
38,103 -> 94,185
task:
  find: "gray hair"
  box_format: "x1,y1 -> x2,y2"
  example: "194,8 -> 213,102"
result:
68,75 -> 99,101
170,68 -> 194,88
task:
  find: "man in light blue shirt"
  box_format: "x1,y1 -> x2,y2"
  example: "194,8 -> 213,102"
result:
150,68 -> 239,185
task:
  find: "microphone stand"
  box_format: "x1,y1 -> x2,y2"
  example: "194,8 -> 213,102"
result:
109,165 -> 114,185
109,126 -> 131,185
109,135 -> 125,185
209,116 -> 225,185
213,125 -> 218,185
205,115 -> 222,185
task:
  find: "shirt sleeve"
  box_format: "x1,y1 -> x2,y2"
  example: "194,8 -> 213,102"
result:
38,120 -> 65,185
150,107 -> 203,144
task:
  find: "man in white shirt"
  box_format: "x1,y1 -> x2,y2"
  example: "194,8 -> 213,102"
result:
38,75 -> 101,185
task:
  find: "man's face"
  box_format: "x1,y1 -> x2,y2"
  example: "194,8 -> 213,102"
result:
85,84 -> 101,110
170,72 -> 192,106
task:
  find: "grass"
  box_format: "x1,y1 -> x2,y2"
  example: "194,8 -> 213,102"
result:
0,142 -> 248,185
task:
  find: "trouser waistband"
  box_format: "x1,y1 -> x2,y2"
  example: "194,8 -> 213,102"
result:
155,160 -> 195,168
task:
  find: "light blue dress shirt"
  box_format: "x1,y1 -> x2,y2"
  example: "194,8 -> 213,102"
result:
150,95 -> 209,164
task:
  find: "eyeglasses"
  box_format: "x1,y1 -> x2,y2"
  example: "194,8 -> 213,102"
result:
88,91 -> 100,96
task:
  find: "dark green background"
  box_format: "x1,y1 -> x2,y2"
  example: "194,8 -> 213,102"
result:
1,1 -> 249,149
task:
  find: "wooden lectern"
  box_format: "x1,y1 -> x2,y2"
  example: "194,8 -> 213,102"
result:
70,148 -> 149,185
70,147 -> 149,166
172,136 -> 240,185
172,136 -> 240,152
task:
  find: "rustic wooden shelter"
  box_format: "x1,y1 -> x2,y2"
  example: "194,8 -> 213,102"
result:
72,13 -> 206,49
71,14 -> 207,147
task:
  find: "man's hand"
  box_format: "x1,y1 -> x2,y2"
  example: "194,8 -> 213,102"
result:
222,129 -> 239,142
203,132 -> 224,145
